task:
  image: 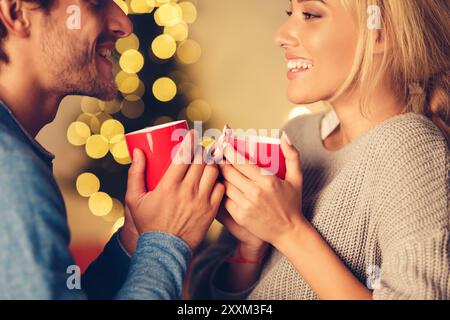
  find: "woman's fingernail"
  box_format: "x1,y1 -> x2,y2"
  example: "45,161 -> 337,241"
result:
282,132 -> 292,146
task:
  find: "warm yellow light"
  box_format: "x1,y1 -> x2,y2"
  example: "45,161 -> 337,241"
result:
130,0 -> 155,14
206,220 -> 223,243
114,0 -> 129,14
179,1 -> 197,24
155,3 -> 182,27
85,134 -> 110,159
115,33 -> 140,54
114,155 -> 132,165
122,80 -> 145,101
121,99 -> 145,119
76,113 -> 92,127
111,217 -> 125,234
155,0 -> 171,5
116,71 -> 140,94
151,34 -> 177,59
153,116 -> 174,126
176,39 -> 201,64
67,121 -> 91,146
152,77 -> 177,102
103,199 -> 125,222
111,140 -> 130,159
178,82 -> 201,100
103,99 -> 123,114
119,49 -> 144,74
200,136 -> 215,149
187,99 -> 211,122
101,119 -> 125,142
89,192 -> 113,217
81,97 -> 103,116
164,22 -> 189,42
109,134 -> 125,146
76,173 -> 100,198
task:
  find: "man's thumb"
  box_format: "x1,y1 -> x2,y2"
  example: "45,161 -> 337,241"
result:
126,148 -> 147,203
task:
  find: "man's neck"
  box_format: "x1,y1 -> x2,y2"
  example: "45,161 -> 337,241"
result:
0,62 -> 62,138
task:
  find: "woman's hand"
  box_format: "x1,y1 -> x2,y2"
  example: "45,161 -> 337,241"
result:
220,132 -> 307,248
124,130 -> 225,252
216,205 -> 268,259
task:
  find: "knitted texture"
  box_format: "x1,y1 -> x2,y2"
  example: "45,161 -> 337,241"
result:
190,111 -> 450,300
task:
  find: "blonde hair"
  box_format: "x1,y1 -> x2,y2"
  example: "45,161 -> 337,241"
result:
333,0 -> 450,145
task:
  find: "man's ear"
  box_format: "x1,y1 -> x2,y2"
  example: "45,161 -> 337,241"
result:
0,0 -> 32,38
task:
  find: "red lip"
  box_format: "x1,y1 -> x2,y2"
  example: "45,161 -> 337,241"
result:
285,53 -> 312,61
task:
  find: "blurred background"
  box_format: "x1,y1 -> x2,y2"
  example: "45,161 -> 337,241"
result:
35,0 -> 329,271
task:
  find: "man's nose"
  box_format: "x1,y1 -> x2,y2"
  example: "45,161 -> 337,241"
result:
107,2 -> 133,39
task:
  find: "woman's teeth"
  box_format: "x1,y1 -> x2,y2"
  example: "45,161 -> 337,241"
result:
97,48 -> 112,59
287,60 -> 313,71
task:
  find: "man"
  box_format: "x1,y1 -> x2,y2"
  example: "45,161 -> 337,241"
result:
0,0 -> 224,299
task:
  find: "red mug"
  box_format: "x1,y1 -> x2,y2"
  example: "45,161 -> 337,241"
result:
226,132 -> 286,180
125,120 -> 189,191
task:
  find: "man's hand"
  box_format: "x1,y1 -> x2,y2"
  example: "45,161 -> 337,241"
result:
124,130 -> 225,252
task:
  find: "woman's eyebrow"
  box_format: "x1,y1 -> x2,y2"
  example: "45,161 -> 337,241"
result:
291,0 -> 327,4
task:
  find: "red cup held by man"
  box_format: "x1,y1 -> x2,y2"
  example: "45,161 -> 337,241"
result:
125,120 -> 189,191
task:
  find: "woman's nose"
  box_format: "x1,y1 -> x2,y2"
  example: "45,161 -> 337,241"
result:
274,18 -> 299,49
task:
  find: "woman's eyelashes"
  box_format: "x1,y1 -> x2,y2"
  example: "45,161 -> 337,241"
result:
303,12 -> 321,20
285,10 -> 321,20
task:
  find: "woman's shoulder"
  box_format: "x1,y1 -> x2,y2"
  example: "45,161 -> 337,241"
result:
369,112 -> 448,159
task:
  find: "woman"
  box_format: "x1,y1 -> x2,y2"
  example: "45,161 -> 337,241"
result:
189,0 -> 449,300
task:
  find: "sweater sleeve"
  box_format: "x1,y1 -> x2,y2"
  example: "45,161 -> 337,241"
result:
116,232 -> 192,300
372,123 -> 449,300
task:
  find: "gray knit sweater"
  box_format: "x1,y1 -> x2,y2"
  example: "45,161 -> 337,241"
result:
189,111 -> 450,300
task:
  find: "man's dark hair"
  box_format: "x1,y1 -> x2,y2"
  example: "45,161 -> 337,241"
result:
0,0 -> 54,62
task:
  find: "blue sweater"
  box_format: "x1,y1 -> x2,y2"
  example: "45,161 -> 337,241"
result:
0,101 -> 192,300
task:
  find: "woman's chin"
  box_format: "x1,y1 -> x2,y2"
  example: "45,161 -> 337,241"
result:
287,90 -> 315,105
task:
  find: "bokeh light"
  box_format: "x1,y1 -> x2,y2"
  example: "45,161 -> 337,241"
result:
121,99 -> 145,119
100,119 -> 125,142
187,99 -> 212,122
179,1 -> 197,24
119,49 -> 145,73
176,39 -> 202,64
151,34 -> 177,59
164,22 -> 189,42
85,135 -> 110,159
88,192 -> 113,217
152,77 -> 177,102
67,121 -> 91,146
115,33 -> 140,54
103,199 -> 125,222
76,173 -> 100,198
129,0 -> 155,14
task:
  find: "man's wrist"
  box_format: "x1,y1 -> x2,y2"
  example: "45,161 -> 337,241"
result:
119,226 -> 139,256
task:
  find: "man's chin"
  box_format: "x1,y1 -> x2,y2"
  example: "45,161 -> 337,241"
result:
95,87 -> 118,102
71,83 -> 118,102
